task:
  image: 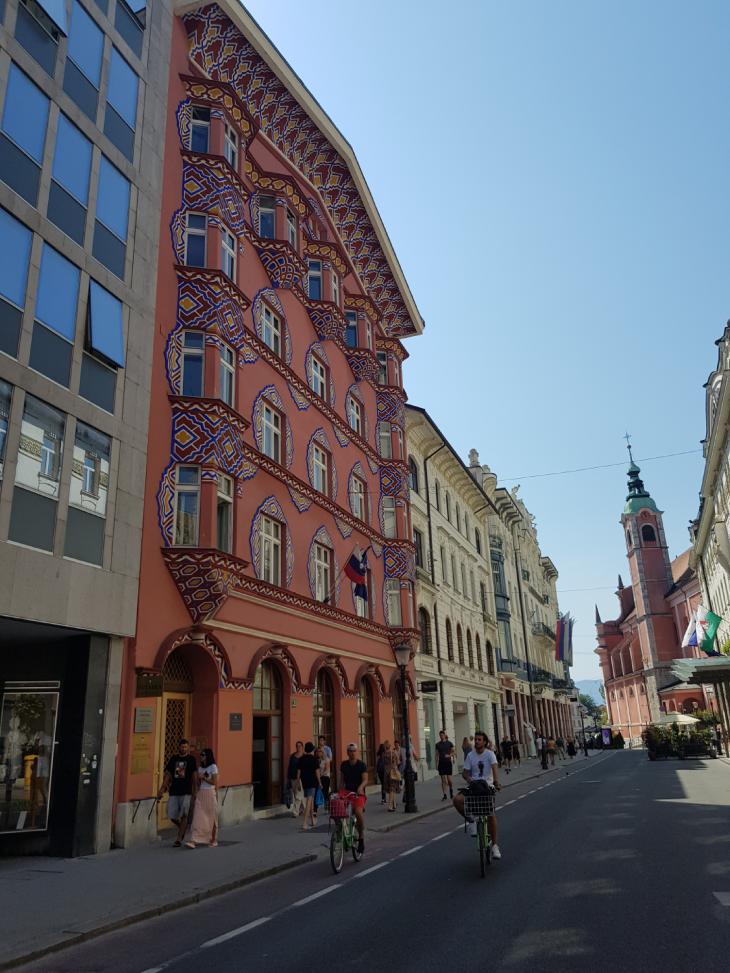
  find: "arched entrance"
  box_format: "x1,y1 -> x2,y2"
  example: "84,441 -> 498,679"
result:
357,678 -> 376,780
157,650 -> 193,829
252,661 -> 283,808
313,668 -> 336,769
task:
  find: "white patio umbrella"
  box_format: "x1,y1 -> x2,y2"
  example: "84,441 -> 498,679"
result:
656,712 -> 699,726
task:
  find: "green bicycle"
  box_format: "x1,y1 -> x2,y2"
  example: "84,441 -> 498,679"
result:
464,790 -> 495,877
329,792 -> 363,873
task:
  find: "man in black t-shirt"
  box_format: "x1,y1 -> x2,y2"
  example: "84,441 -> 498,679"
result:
158,738 -> 197,846
435,730 -> 455,801
339,743 -> 367,853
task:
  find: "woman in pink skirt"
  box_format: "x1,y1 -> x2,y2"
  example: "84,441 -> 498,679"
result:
186,748 -> 219,848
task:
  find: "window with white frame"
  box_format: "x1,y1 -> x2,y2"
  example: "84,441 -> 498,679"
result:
377,351 -> 387,385
224,122 -> 237,170
216,474 -> 233,553
261,515 -> 282,586
174,466 -> 200,546
314,543 -> 331,602
258,195 -> 275,238
365,320 -> 372,349
378,422 -> 392,458
261,304 -> 281,357
382,496 -> 396,538
286,209 -> 297,248
395,426 -> 404,460
308,260 -> 322,300
414,528 -> 424,569
181,331 -> 204,396
348,396 -> 362,435
81,451 -> 98,495
312,443 -> 329,495
331,271 -> 339,306
262,403 -> 282,463
40,432 -> 59,479
184,213 -> 206,267
221,228 -> 236,281
393,358 -> 401,386
190,106 -> 209,152
350,475 -> 366,521
386,578 -> 401,626
219,343 -> 235,407
310,355 -> 327,399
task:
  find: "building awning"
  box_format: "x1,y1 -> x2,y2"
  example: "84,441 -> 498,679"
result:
657,679 -> 702,694
670,657 -> 730,685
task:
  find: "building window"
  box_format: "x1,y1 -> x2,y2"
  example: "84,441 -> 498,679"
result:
475,528 -> 482,555
480,580 -> 487,614
286,209 -> 297,248
261,304 -> 281,357
393,358 -> 401,387
641,523 -> 657,543
451,554 -> 458,591
14,0 -> 60,77
217,474 -> 233,553
445,492 -> 451,522
184,213 -> 207,268
331,271 -> 339,306
461,563 -> 467,596
475,634 -> 483,671
181,331 -> 204,396
350,476 -> 366,521
455,503 -> 461,533
262,404 -> 282,463
434,480 -> 441,512
105,48 -> 138,160
190,106 -> 210,152
445,619 -> 454,662
467,630 -> 474,668
470,571 -> 476,603
418,607 -> 432,655
486,640 -> 495,676
114,0 -> 144,58
382,497 -> 396,538
414,528 -> 424,569
312,444 -> 329,495
0,64 -> 49,205
65,422 -> 111,565
408,456 -> 419,493
221,228 -> 236,281
345,311 -> 358,348
48,114 -> 92,245
0,380 -> 11,476
311,356 -> 327,399
87,280 -> 125,367
258,195 -> 275,238
261,515 -> 282,586
64,1 -> 103,119
386,578 -> 401,626
9,395 -> 65,551
224,122 -> 238,170
440,545 -> 448,584
94,157 -> 130,278
365,319 -> 372,349
465,513 -> 470,538
457,625 -> 465,665
219,342 -> 235,407
173,466 -> 199,546
308,259 -> 322,300
348,397 -> 362,435
378,423 -> 392,459
377,351 -> 388,385
314,543 -> 332,602
29,244 -> 80,387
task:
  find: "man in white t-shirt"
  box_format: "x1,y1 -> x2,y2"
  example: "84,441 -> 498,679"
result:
452,730 -> 502,859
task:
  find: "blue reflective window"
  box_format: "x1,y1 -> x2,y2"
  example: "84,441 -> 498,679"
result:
89,280 -> 125,366
1,64 -> 49,161
107,48 -> 138,129
52,114 -> 92,204
67,1 -> 103,87
0,208 -> 32,307
36,245 -> 80,341
96,157 -> 130,241
36,0 -> 69,33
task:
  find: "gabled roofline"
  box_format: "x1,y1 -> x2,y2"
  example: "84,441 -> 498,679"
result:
174,0 -> 424,336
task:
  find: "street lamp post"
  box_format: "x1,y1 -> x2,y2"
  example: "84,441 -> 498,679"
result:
394,643 -> 418,813
578,705 -> 589,758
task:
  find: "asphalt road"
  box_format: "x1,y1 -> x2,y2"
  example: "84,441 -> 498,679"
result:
18,750 -> 730,973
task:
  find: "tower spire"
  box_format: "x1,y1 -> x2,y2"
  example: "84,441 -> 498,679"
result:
623,437 -> 658,514
595,604 -> 602,624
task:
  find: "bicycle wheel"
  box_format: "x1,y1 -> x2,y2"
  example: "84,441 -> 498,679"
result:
351,821 -> 363,862
478,819 -> 491,877
330,821 -> 345,874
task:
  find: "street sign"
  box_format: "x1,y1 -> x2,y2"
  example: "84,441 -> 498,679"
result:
420,680 -> 438,693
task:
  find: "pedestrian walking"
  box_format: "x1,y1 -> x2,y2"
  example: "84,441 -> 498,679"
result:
461,736 -> 472,766
500,735 -> 513,774
510,736 -> 521,767
546,735 -> 556,766
537,731 -> 548,770
376,741 -> 389,804
318,735 -> 333,763
296,742 -> 321,831
157,738 -> 197,847
384,741 -> 401,811
556,736 -> 565,760
567,738 -> 576,759
435,730 -> 455,801
286,740 -> 304,817
317,744 -> 331,802
186,748 -> 218,848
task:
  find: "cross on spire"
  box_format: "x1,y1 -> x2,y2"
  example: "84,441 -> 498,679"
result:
624,431 -> 634,463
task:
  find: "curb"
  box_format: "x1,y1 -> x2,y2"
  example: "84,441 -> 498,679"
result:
0,853 -> 317,972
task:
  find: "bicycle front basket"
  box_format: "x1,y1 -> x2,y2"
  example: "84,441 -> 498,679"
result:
463,792 -> 495,817
329,796 -> 350,819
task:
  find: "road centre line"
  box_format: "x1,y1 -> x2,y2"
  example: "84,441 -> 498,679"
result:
399,845 -> 424,857
201,916 -> 271,949
354,861 -> 391,877
292,885 -> 340,907
713,892 -> 730,906
431,831 -> 452,841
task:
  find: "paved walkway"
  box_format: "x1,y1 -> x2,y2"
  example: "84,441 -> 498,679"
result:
0,750 -> 600,970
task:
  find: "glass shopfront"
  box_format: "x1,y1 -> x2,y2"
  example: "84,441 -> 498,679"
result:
0,684 -> 59,833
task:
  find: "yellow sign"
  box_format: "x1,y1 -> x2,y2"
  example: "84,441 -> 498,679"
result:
131,734 -> 153,775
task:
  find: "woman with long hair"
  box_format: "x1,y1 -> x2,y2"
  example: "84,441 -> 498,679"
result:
186,748 -> 219,848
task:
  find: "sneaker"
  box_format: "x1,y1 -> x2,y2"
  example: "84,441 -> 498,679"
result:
357,837 -> 364,854
468,821 -> 477,837
491,844 -> 502,860
442,794 -> 448,802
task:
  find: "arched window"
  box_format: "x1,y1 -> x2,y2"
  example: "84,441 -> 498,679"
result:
486,639 -> 495,676
455,503 -> 461,532
626,529 -> 633,548
641,523 -> 656,543
457,624 -> 465,665
434,480 -> 441,511
475,633 -> 483,671
467,629 -> 474,668
418,606 -> 432,655
445,618 -> 454,662
445,492 -> 451,522
358,679 -> 376,774
475,529 -> 482,555
253,660 -> 281,712
408,456 -> 420,494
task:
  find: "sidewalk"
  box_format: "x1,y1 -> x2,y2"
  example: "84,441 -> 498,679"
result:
0,750 -> 601,970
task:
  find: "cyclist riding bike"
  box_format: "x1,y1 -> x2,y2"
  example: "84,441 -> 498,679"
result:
452,730 -> 502,859
338,742 -> 367,854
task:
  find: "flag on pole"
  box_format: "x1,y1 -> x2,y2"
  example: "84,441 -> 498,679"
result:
344,547 -> 368,602
681,612 -> 698,648
695,604 -> 722,656
555,613 -> 575,665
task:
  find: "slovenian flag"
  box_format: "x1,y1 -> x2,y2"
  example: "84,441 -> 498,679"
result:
696,604 -> 722,656
681,612 -> 698,648
345,547 -> 368,602
555,613 -> 573,663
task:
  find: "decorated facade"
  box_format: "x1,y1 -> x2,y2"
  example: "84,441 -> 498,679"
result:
114,0 -> 423,844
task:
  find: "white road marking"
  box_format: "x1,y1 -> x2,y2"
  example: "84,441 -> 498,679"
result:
713,892 -> 730,906
503,800 -> 516,807
292,885 -> 340,907
399,845 -> 423,857
431,831 -> 452,842
201,916 -> 271,948
140,968 -> 165,973
354,862 -> 390,878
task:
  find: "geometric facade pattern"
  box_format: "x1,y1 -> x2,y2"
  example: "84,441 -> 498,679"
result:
171,399 -> 255,480
249,495 -> 294,589
306,428 -> 338,501
307,525 -> 340,606
252,385 -> 294,470
252,287 -> 292,366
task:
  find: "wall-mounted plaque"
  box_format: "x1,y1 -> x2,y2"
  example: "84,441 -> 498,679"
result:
229,712 -> 243,731
134,706 -> 154,734
136,671 -> 162,697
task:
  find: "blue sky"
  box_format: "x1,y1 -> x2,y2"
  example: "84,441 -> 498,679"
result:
243,1 -> 730,679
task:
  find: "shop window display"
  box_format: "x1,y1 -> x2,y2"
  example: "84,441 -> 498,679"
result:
0,688 -> 59,832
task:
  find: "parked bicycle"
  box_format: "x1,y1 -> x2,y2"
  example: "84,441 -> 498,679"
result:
328,791 -> 363,873
464,786 -> 496,877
